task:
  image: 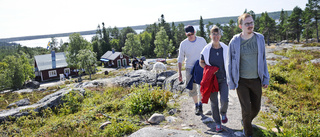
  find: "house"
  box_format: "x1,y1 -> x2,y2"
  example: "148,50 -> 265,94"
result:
100,50 -> 129,68
34,51 -> 77,81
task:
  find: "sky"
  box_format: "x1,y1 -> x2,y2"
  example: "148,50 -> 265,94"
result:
0,0 -> 308,39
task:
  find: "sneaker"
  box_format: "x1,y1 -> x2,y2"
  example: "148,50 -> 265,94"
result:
198,103 -> 203,114
216,125 -> 223,132
221,114 -> 228,124
195,105 -> 201,115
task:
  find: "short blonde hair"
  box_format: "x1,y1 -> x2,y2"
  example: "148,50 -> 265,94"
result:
238,13 -> 252,25
210,25 -> 221,35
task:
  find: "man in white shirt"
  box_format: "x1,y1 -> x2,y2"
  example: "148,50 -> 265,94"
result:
177,25 -> 207,115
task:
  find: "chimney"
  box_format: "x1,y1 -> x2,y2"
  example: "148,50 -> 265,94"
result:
51,50 -> 56,69
112,48 -> 115,54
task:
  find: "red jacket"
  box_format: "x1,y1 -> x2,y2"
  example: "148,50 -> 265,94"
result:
200,65 -> 219,104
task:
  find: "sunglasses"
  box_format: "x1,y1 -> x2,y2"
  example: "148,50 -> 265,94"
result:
187,33 -> 194,36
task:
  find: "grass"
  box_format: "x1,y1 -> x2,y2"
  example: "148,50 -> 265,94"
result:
258,47 -> 320,136
0,84 -> 173,136
0,90 -> 57,111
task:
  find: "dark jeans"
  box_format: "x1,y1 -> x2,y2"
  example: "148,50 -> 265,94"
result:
237,78 -> 262,137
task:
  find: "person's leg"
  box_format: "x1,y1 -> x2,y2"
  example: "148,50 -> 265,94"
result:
219,80 -> 229,115
210,91 -> 221,125
237,78 -> 252,137
249,78 -> 262,122
185,68 -> 200,115
219,80 -> 229,123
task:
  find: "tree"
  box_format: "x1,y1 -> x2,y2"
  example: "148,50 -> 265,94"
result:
120,27 -> 136,52
110,39 -> 120,52
66,33 -> 92,67
3,55 -> 24,89
154,27 -> 174,58
111,26 -> 120,39
122,33 -> 141,57
278,9 -> 289,41
259,12 -> 276,45
76,49 -> 97,80
139,31 -> 152,57
50,37 -> 59,51
287,6 -> 303,42
0,62 -> 9,91
174,23 -> 186,52
20,54 -> 34,85
101,22 -> 111,54
302,7 -> 314,43
199,16 -> 206,40
92,39 -> 102,60
307,0 -> 320,42
206,21 -> 214,42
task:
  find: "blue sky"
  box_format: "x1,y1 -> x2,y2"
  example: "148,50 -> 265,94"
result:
0,0 -> 307,38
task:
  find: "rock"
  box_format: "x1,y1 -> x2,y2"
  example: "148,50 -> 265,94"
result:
234,131 -> 244,137
168,108 -> 177,115
156,76 -> 166,82
201,117 -> 214,123
165,116 -> 177,123
0,88 -> 72,123
272,127 -> 283,133
7,98 -> 30,108
147,113 -> 165,124
204,110 -> 212,115
12,89 -> 34,93
26,81 -> 40,89
99,121 -> 111,129
129,127 -> 202,137
311,58 -> 320,64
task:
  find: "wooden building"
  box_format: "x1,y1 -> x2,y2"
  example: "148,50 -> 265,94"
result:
34,51 -> 77,81
100,50 -> 129,68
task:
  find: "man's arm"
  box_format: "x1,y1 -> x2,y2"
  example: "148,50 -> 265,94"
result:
178,62 -> 182,82
199,59 -> 206,68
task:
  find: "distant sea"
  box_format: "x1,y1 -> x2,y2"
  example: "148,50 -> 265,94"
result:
11,25 -> 200,48
11,29 -> 145,48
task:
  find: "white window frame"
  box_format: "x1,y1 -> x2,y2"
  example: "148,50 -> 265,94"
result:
122,59 -> 127,66
117,60 -> 121,68
120,54 -> 123,58
64,68 -> 70,74
48,70 -> 57,77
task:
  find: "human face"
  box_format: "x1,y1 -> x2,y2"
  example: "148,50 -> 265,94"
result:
186,32 -> 196,41
240,17 -> 254,34
211,32 -> 221,43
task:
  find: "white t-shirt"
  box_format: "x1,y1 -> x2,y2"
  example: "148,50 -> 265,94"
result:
177,36 -> 207,68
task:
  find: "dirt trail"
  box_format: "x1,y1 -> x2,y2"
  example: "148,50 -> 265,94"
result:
148,89 -> 245,137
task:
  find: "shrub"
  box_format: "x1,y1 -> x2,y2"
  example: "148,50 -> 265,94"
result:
126,84 -> 172,115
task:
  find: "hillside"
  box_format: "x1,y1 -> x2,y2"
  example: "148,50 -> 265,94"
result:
0,10 -> 291,43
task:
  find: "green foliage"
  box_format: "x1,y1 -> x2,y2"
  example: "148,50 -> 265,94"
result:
0,53 -> 34,90
126,84 -> 172,115
302,42 -> 320,47
122,33 -> 142,57
154,27 -> 174,58
76,49 -> 97,80
0,90 -> 56,110
0,84 -> 173,136
66,33 -> 92,67
258,12 -> 276,45
287,6 -> 303,42
264,48 -> 320,136
59,90 -> 85,115
102,118 -> 139,137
